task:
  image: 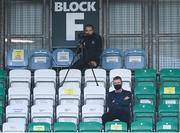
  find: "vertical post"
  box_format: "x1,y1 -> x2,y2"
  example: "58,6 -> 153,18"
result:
43,0 -> 47,48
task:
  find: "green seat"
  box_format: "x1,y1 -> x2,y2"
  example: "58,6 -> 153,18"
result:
105,121 -> 127,132
53,122 -> 76,132
160,85 -> 180,104
135,69 -> 156,82
156,119 -> 178,132
134,85 -> 156,105
0,84 -> 5,102
79,122 -> 101,132
133,104 -> 155,123
135,82 -> 155,87
160,68 -> 180,82
158,104 -> 179,121
0,69 -> 6,82
28,122 -> 51,132
131,120 -> 153,132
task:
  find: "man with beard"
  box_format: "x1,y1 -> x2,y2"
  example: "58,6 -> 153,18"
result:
102,76 -> 132,127
72,24 -> 102,70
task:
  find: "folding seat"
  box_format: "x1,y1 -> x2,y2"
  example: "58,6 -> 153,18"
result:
158,104 -> 179,122
6,104 -> 28,125
82,104 -> 104,123
124,48 -> 146,70
8,86 -> 30,106
105,121 -> 127,132
9,69 -> 31,88
133,104 -> 155,123
134,85 -> 156,105
58,86 -> 81,106
131,120 -> 153,132
101,48 -> 123,71
109,69 -> 132,91
84,86 -> 106,106
59,69 -> 81,88
156,119 -> 178,132
34,69 -> 56,88
53,122 -> 77,132
79,122 -> 102,132
85,68 -> 106,87
56,104 -> 79,125
160,68 -> 180,82
52,48 -> 75,68
3,122 -> 26,132
28,122 -> 51,132
29,49 -> 52,70
31,104 -> 54,124
160,85 -> 180,105
7,49 -> 28,69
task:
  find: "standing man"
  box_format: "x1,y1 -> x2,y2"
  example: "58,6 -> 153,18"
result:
72,24 -> 102,70
102,76 -> 132,127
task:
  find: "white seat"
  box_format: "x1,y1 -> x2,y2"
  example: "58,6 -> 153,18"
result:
3,122 -> 26,132
59,86 -> 81,106
33,86 -> 55,106
6,104 -> 28,125
31,104 -> 53,124
85,69 -> 106,87
59,69 -> 81,88
56,104 -> 79,125
8,86 -> 30,106
84,86 -> 106,106
34,69 -> 56,88
110,69 -> 132,91
9,69 -> 31,88
82,104 -> 104,123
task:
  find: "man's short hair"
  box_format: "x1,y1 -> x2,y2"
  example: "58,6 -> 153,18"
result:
84,24 -> 94,30
113,76 -> 122,81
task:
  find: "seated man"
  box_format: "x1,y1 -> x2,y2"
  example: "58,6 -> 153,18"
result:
102,76 -> 131,127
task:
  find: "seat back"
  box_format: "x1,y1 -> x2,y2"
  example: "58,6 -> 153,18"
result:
105,121 -> 127,132
79,122 -> 102,132
3,122 -> 26,132
28,122 -> 51,132
53,122 -> 77,132
29,49 -> 52,70
160,68 -> 180,82
134,69 -> 156,82
101,48 -> 123,71
156,120 -> 178,132
7,49 -> 28,69
131,120 -> 153,132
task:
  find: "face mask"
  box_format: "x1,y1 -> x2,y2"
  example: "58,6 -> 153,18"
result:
114,84 -> 122,90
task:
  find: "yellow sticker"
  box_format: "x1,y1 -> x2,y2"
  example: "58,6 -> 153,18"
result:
12,49 -> 24,62
33,126 -> 45,131
164,87 -> 175,94
64,88 -> 75,95
110,124 -> 122,130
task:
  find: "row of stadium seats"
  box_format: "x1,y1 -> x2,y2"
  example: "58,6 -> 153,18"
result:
7,48 -> 146,70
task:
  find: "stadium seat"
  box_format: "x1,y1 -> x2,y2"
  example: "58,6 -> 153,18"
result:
34,69 -> 56,88
101,48 -> 123,71
160,85 -> 180,104
9,69 -> 31,88
124,48 -> 146,70
156,119 -> 178,132
79,122 -> 102,132
82,104 -> 104,123
134,85 -> 156,105
133,104 -> 155,123
0,68 -> 7,84
56,104 -> 79,125
31,105 -> 54,124
105,121 -> 127,132
7,49 -> 28,69
3,122 -> 26,132
28,122 -> 51,132
6,104 -> 28,125
131,120 -> 153,132
85,68 -> 106,87
160,68 -> 180,82
58,86 -> 81,106
134,69 -> 156,82
29,49 -> 52,70
158,104 -> 179,121
59,69 -> 81,88
8,86 -> 30,106
109,69 -> 132,91
52,48 -> 75,68
84,86 -> 106,106
53,122 -> 77,132
0,84 -> 5,103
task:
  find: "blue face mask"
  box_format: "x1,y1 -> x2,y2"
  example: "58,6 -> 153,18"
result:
114,84 -> 122,90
